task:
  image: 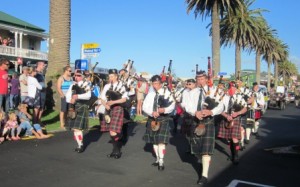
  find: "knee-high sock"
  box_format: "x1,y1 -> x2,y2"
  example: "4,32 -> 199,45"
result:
253,121 -> 259,133
202,155 -> 211,178
246,128 -> 251,140
158,144 -> 166,165
153,144 -> 159,162
240,127 -> 245,146
74,131 -> 83,147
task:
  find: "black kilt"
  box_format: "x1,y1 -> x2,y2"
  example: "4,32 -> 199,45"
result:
181,112 -> 193,137
218,116 -> 241,140
143,116 -> 171,144
67,103 -> 89,130
190,117 -> 215,155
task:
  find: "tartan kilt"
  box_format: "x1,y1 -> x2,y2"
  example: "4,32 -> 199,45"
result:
143,117 -> 171,144
67,103 -> 89,130
190,118 -> 215,155
218,117 -> 241,140
100,106 -> 124,134
181,112 -> 193,137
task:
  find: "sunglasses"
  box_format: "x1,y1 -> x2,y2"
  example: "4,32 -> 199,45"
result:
68,70 -> 72,72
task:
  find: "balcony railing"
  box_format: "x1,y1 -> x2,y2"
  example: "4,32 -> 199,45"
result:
0,45 -> 48,61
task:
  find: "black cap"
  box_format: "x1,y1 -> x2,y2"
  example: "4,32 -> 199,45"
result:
119,68 -> 127,73
108,69 -> 118,75
151,75 -> 162,82
186,79 -> 196,83
196,70 -> 206,77
75,69 -> 84,75
253,82 -> 258,86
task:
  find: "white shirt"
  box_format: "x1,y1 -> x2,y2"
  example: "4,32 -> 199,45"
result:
142,87 -> 175,117
66,80 -> 91,103
251,91 -> 265,109
27,76 -> 42,98
100,81 -> 128,101
185,85 -> 224,117
222,94 -> 248,113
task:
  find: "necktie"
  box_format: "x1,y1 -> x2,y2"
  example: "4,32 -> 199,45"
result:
228,96 -> 233,113
197,89 -> 203,111
153,92 -> 159,111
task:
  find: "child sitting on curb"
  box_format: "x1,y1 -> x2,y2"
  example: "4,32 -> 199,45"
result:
0,110 -> 6,144
2,112 -> 20,141
16,104 -> 50,139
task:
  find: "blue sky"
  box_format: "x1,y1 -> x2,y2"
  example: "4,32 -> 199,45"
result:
2,0 -> 300,78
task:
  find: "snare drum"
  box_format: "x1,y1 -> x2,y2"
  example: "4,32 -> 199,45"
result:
254,109 -> 262,120
246,109 -> 255,125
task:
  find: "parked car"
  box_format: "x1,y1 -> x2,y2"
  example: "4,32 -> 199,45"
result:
286,92 -> 295,103
268,86 -> 287,110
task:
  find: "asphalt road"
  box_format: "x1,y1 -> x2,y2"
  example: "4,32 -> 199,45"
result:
0,104 -> 299,187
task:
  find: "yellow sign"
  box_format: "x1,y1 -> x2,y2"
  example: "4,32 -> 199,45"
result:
83,43 -> 99,49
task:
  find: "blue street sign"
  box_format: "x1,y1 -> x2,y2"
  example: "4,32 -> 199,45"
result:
83,48 -> 101,53
218,72 -> 227,76
75,59 -> 88,70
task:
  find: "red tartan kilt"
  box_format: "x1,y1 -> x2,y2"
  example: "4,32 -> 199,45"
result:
100,106 -> 124,134
254,109 -> 262,120
218,117 -> 241,140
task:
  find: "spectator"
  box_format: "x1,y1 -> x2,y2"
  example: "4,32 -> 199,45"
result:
19,66 -> 29,102
0,58 -> 9,112
9,73 -> 20,110
56,65 -> 73,129
0,110 -> 6,144
15,104 -> 50,139
26,67 -> 42,123
136,78 -> 148,116
2,112 -> 19,141
34,61 -> 46,124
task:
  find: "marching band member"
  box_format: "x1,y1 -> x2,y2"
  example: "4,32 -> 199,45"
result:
65,70 -> 91,153
217,81 -> 247,164
246,82 -> 265,142
118,68 -> 136,143
185,70 -> 224,186
99,69 -> 128,159
236,78 -> 253,148
142,75 -> 175,171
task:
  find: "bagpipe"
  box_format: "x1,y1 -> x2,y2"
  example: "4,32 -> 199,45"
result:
160,60 -> 173,91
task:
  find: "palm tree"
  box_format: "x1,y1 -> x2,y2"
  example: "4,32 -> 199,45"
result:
272,39 -> 289,87
46,0 -> 71,110
261,26 -> 279,90
186,0 -> 242,76
278,60 -> 298,85
219,0 -> 266,77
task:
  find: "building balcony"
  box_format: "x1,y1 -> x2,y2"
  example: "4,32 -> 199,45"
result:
0,45 -> 48,61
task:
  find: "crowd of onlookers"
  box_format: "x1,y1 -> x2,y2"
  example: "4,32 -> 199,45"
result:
0,35 -> 14,46
0,58 -> 50,144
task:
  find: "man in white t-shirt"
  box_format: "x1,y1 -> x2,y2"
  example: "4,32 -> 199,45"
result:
19,66 -> 29,102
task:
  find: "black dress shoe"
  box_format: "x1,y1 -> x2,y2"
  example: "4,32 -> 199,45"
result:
114,152 -> 122,159
233,157 -> 239,165
158,164 -> 165,171
244,139 -> 250,144
107,153 -> 116,158
152,162 -> 159,166
197,176 -> 208,186
75,146 -> 84,153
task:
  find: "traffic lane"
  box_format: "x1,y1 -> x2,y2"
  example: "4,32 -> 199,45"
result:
208,104 -> 300,187
0,125 -> 201,187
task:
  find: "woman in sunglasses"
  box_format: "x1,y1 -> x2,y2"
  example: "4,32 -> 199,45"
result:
57,66 -> 73,129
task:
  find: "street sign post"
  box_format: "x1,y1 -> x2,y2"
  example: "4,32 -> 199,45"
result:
218,72 -> 227,76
